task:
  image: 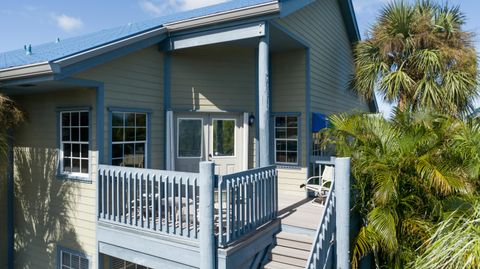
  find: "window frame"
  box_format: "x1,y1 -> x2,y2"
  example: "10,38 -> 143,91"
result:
273,113 -> 301,166
108,108 -> 151,168
57,107 -> 91,181
57,245 -> 90,269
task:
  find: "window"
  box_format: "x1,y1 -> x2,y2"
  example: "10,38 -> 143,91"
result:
177,118 -> 203,158
212,119 -> 235,157
60,111 -> 89,176
274,115 -> 299,165
111,257 -> 151,269
111,112 -> 148,168
59,248 -> 89,269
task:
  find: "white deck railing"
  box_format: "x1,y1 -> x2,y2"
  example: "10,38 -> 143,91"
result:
98,165 -> 200,239
217,165 -> 278,247
97,164 -> 278,246
305,182 -> 336,269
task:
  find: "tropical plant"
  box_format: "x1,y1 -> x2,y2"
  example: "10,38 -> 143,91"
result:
323,109 -> 480,268
0,94 -> 24,156
353,0 -> 478,115
411,201 -> 480,269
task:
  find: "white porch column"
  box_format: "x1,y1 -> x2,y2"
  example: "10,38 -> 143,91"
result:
258,28 -> 271,167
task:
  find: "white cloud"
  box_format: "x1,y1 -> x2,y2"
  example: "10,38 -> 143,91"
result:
52,14 -> 83,32
139,0 -> 229,16
353,0 -> 391,14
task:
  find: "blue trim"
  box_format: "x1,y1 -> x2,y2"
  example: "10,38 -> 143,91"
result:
107,108 -> 152,169
55,107 -> 93,182
338,0 -> 361,43
56,245 -> 91,269
107,107 -> 153,113
279,0 -> 315,17
271,112 -> 302,167
163,52 -> 171,169
254,47 -> 260,168
56,106 -> 92,112
6,130 -> 14,269
305,48 -> 312,178
269,21 -> 310,48
54,33 -> 167,80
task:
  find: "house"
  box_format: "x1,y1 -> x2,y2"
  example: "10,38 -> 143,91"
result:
0,0 -> 374,268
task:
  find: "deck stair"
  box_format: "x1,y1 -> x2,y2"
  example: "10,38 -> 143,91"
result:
264,231 -> 313,269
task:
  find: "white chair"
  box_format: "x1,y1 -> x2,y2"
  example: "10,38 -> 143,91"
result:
302,165 -> 334,206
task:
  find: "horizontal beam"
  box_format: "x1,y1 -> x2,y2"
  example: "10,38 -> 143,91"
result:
165,22 -> 266,51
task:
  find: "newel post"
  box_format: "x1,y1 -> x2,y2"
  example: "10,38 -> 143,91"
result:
335,157 -> 351,269
199,162 -> 216,269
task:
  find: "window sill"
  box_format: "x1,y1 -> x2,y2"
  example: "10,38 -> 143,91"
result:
276,164 -> 303,170
57,173 -> 92,183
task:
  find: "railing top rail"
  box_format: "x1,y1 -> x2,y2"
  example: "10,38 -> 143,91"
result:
98,164 -> 199,179
305,181 -> 336,268
219,165 -> 276,180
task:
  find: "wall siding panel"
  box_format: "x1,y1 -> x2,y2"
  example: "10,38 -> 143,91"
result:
77,46 -> 165,170
12,89 -> 97,269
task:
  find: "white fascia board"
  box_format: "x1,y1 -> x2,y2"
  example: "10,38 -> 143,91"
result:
165,1 -> 280,32
0,62 -> 56,81
171,22 -> 266,51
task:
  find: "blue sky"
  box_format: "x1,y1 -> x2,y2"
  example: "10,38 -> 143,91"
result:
1,0 -> 479,113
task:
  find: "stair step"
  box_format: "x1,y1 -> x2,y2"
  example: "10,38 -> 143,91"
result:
272,245 -> 309,260
270,253 -> 307,268
264,260 -> 304,269
277,232 -> 313,245
276,238 -> 312,251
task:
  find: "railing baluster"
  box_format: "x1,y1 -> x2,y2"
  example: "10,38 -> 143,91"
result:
218,177 -> 224,246
134,172 -> 137,227
226,178 -> 231,243
151,174 -> 155,230
171,176 -> 176,235
186,177 -> 190,237
178,177 -> 183,236
116,170 -> 120,222
157,175 -> 164,231
193,178 -> 198,239
165,176 -> 169,234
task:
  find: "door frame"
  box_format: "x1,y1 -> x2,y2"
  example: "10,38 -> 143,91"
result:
168,111 -> 249,172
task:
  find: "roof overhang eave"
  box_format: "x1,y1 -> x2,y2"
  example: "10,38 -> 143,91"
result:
165,1 -> 280,31
0,1 -> 280,83
0,61 -> 58,82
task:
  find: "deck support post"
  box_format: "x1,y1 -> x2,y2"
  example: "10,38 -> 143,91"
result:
258,24 -> 271,167
199,162 -> 216,269
335,157 -> 351,269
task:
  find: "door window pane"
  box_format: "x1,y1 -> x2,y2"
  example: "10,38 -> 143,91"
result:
178,119 -> 202,158
212,119 -> 235,157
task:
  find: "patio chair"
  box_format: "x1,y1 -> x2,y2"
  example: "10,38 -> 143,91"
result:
301,165 -> 334,206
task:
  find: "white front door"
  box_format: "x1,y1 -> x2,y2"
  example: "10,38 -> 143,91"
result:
174,112 -> 245,175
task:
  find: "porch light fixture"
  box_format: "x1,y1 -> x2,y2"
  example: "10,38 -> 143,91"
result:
248,114 -> 255,126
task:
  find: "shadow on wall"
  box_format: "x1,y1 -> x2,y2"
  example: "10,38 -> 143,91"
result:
13,147 -> 83,268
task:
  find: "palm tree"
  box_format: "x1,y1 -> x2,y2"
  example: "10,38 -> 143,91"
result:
353,0 -> 478,115
323,109 -> 480,268
411,201 -> 480,269
0,94 -> 24,156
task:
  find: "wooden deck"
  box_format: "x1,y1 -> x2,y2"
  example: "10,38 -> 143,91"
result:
277,193 -> 324,231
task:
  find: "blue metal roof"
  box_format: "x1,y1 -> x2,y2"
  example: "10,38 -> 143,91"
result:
0,0 -> 275,70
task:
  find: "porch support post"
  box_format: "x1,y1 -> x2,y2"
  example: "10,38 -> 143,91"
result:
258,24 -> 271,167
335,157 -> 351,269
7,129 -> 14,269
199,162 -> 216,269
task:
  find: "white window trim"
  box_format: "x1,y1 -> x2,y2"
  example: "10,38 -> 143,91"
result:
274,115 -> 299,166
111,111 -> 149,168
59,110 -> 90,179
210,118 -> 237,159
58,247 -> 89,269
177,117 -> 204,159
